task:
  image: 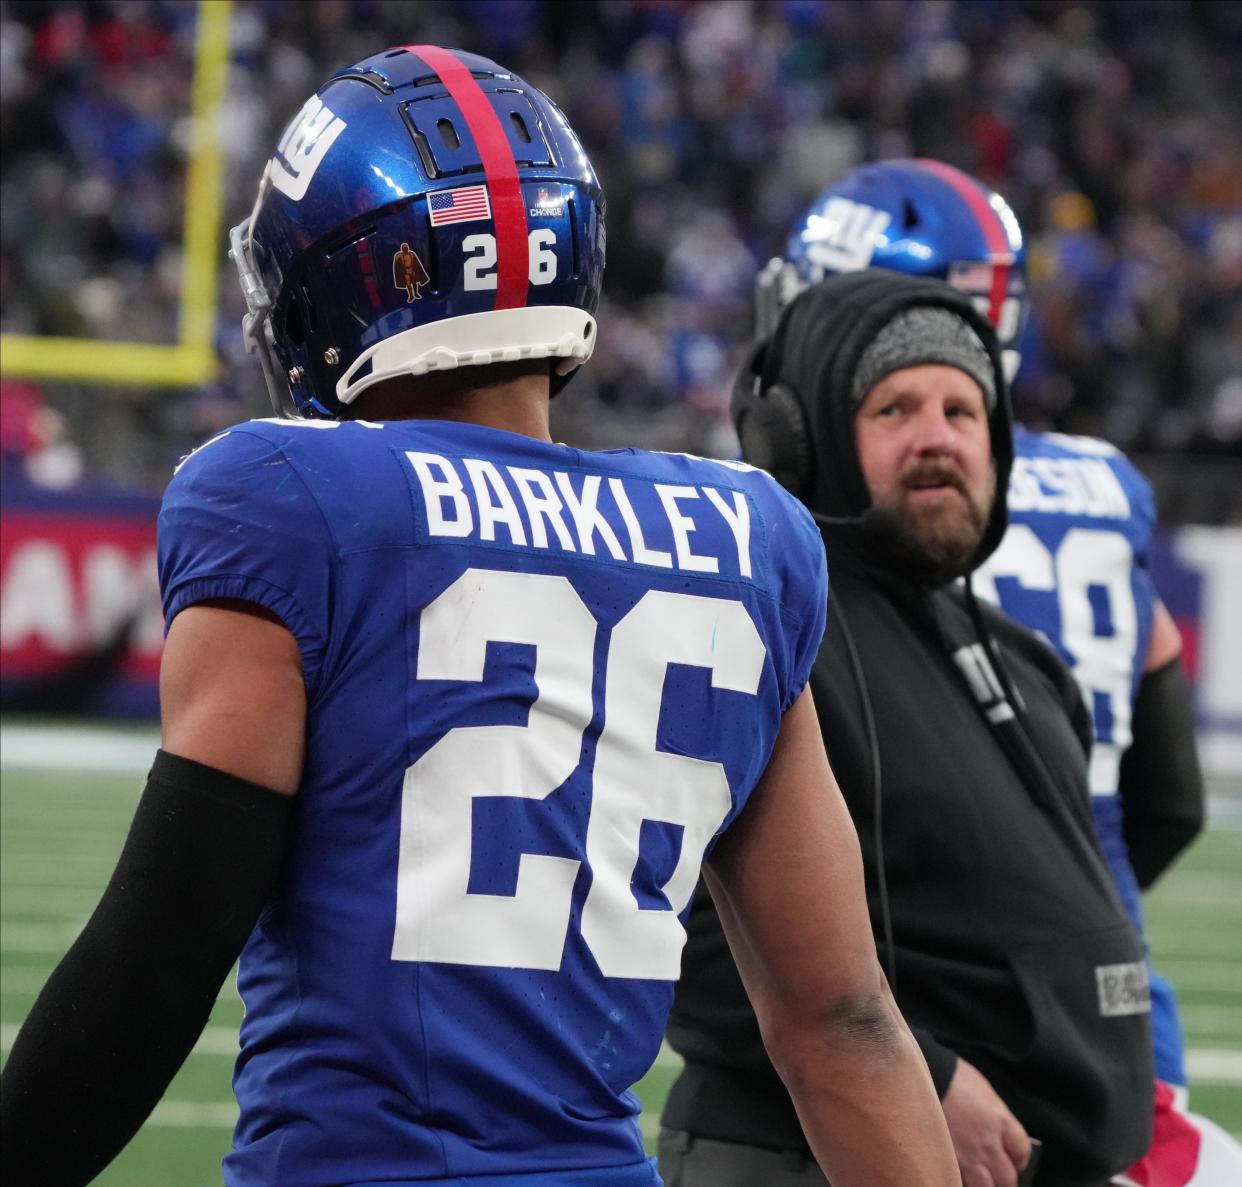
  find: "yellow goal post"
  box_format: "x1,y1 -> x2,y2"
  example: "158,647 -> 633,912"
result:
0,0 -> 231,388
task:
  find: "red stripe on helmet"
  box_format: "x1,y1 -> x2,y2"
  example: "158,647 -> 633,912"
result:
916,158 -> 1012,331
403,45 -> 529,310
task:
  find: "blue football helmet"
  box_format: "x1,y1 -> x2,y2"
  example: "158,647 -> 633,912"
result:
759,158 -> 1028,380
230,45 -> 606,418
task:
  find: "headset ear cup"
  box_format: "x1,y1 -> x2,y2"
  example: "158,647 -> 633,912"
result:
733,378 -> 814,500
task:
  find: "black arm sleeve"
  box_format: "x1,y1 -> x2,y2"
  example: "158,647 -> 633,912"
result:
0,750 -> 293,1187
1119,657 -> 1205,890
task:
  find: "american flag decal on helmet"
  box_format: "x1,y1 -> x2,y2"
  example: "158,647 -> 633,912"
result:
428,185 -> 492,226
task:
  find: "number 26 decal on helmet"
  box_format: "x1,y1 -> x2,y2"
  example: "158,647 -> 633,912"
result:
230,45 -> 606,419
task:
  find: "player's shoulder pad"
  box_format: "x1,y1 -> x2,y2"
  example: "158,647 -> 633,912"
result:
170,416 -> 383,479
718,457 -> 828,599
1034,429 -> 1122,459
640,449 -> 798,513
685,455 -> 823,541
163,421 -> 331,521
169,424 -> 277,481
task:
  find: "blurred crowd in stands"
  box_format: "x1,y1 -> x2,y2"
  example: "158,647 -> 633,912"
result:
1,0 -> 1240,498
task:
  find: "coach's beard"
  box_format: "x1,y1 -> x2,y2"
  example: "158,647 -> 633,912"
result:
888,459 -> 996,587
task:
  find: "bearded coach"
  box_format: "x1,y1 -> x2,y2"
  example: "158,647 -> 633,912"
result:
660,270 -> 1153,1187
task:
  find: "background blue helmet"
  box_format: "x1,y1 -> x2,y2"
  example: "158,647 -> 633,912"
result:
231,45 -> 606,418
759,158 -> 1029,380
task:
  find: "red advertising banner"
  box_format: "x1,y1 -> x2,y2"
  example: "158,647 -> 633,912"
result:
1,478 -> 163,716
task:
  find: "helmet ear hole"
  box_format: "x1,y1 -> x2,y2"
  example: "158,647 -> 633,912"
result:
277,284 -> 321,353
509,111 -> 533,144
436,118 -> 460,151
283,298 -> 306,349
299,286 -> 319,336
902,197 -> 921,228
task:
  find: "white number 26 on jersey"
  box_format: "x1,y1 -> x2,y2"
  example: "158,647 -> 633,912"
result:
391,568 -> 765,979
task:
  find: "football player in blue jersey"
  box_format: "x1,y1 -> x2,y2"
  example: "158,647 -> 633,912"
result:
760,159 -> 1214,1181
0,48 -> 959,1187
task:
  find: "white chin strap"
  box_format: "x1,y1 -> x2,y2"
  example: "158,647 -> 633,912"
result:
336,306 -> 597,407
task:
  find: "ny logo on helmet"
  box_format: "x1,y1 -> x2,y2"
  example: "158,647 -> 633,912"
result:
271,95 -> 347,202
800,197 -> 891,277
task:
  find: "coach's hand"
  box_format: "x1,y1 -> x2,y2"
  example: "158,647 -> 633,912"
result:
942,1057 -> 1032,1187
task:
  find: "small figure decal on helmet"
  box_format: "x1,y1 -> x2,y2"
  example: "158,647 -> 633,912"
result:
393,244 -> 430,303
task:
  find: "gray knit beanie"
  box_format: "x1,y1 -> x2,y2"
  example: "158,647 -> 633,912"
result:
850,306 -> 996,412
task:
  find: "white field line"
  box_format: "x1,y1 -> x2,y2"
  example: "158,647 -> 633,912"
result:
647,1040 -> 1242,1088
646,1041 -> 1242,1089
0,921 -> 84,953
0,1093 -> 234,1130
1,804 -> 133,824
189,1027 -> 241,1056
1149,892 -> 1242,913
1156,872 -> 1242,900
3,1033 -> 1215,1087
6,723 -> 1240,815
2,1027 -> 1239,1141
651,1041 -> 683,1070
11,1017 -> 1235,1082
1187,1048 -> 1242,1084
1,855 -> 117,881
1181,1005 -> 1242,1037
0,886 -> 107,917
1154,960 -> 1242,994
0,967 -> 52,994
148,1101 -> 237,1129
1,1023 -> 238,1058
1,726 -> 159,774
1142,931 -> 1242,960
1,824 -> 128,843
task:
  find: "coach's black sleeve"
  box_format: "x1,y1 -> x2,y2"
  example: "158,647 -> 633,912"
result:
1119,657 -> 1205,890
0,750 -> 293,1187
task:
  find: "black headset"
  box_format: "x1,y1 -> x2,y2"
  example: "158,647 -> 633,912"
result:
730,342 -> 901,989
730,344 -> 816,502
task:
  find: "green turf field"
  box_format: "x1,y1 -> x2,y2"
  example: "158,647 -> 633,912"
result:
2,724 -> 1239,1184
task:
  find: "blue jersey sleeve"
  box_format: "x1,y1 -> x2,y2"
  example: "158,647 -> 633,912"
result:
1110,450 -> 1157,565
158,428 -> 333,696
762,478 -> 828,711
1106,450 -> 1160,660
